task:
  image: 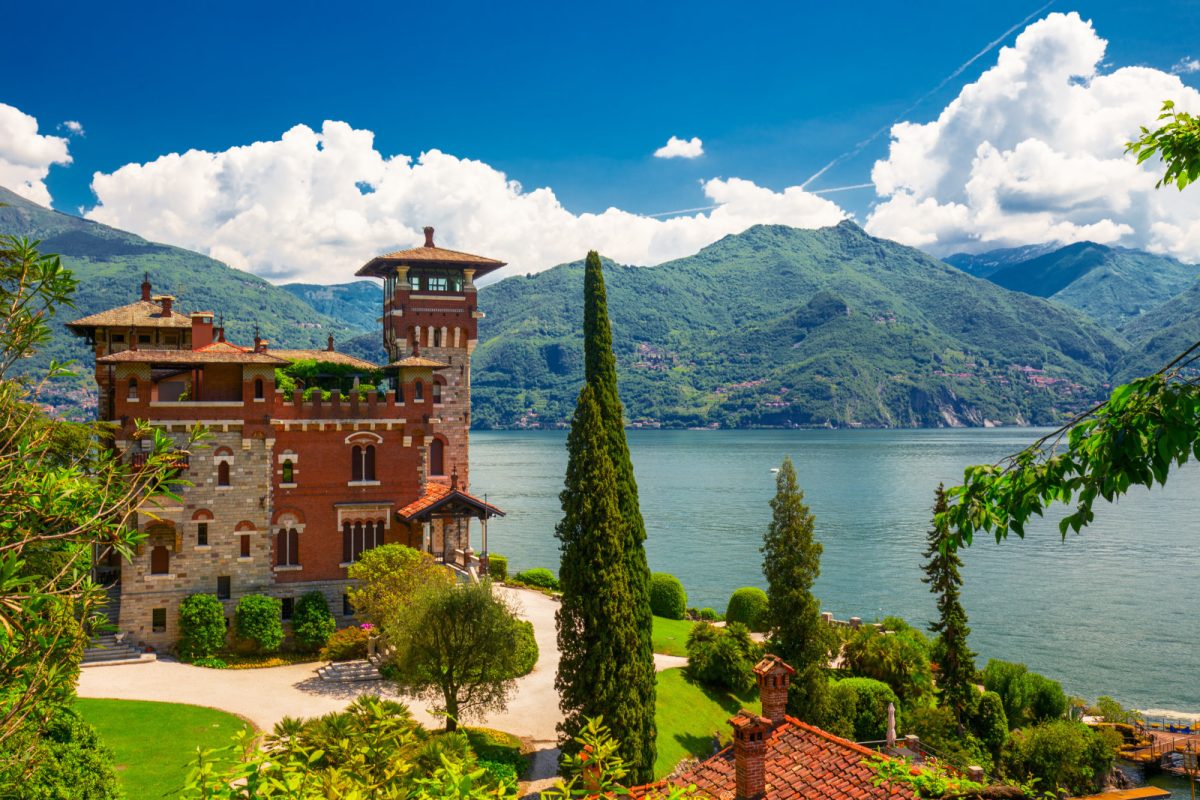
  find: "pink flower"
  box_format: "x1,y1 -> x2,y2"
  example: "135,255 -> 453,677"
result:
360,623 -> 374,631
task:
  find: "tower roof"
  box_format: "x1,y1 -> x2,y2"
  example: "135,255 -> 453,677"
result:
67,300 -> 191,333
355,227 -> 506,279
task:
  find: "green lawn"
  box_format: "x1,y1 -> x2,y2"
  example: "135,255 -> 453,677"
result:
652,616 -> 695,657
76,698 -> 250,798
654,667 -> 761,778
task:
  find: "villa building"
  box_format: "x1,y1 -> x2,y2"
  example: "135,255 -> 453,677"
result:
69,228 -> 505,650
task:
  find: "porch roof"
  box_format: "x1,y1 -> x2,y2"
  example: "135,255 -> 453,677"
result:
397,483 -> 505,522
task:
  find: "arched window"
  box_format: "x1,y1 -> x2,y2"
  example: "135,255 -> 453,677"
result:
353,522 -> 364,561
254,378 -> 264,400
429,438 -> 445,476
217,461 -> 230,487
374,521 -> 385,549
127,378 -> 138,400
434,328 -> 443,347
364,445 -> 376,481
396,384 -> 405,403
282,460 -> 294,483
150,545 -> 169,575
277,528 -> 299,566
414,381 -> 424,402
432,381 -> 442,404
342,521 -> 352,563
351,445 -> 363,481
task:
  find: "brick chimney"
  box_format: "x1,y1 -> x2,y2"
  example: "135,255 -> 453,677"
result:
153,294 -> 174,317
754,655 -> 796,727
140,273 -> 151,301
730,710 -> 770,800
327,334 -> 335,352
424,226 -> 435,248
256,339 -> 270,354
190,313 -> 214,349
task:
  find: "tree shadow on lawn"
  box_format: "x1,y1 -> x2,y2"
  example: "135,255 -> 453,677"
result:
681,671 -> 758,715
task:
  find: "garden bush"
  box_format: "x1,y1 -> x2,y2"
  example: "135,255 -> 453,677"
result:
1002,719 -> 1119,795
725,586 -> 769,632
649,572 -> 687,619
320,625 -> 370,661
699,607 -> 719,621
23,707 -> 121,800
177,593 -> 227,660
234,594 -> 284,654
191,656 -> 229,669
487,554 -> 508,581
512,620 -> 539,677
826,677 -> 901,742
511,567 -> 559,590
293,591 -> 337,651
686,621 -> 760,692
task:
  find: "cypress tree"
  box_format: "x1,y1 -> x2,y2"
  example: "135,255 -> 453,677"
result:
761,457 -> 834,721
555,252 -> 656,781
923,484 -> 977,729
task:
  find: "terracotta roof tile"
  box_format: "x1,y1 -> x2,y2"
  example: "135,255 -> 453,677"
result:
666,717 -> 918,800
68,300 -> 191,331
388,355 -> 450,370
272,349 -> 381,370
97,348 -> 289,365
355,235 -> 506,279
396,483 -> 505,521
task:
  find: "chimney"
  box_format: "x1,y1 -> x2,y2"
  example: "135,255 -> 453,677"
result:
256,339 -> 269,354
754,655 -> 795,727
190,313 -> 214,349
730,710 -> 770,800
153,294 -> 174,317
327,334 -> 335,352
450,465 -> 459,490
140,273 -> 151,301
424,226 -> 435,248
253,326 -> 262,353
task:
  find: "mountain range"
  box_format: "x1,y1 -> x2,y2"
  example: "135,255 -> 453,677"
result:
5,183 -> 1200,428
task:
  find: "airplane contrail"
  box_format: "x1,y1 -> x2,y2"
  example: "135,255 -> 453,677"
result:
800,0 -> 1057,189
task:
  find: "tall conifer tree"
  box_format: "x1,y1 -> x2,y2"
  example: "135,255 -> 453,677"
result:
555,252 -> 656,781
761,457 -> 834,721
923,484 -> 977,728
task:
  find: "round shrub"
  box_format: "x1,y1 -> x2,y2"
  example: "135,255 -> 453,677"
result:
699,607 -> 719,621
649,572 -> 687,620
512,567 -> 559,591
320,625 -> 370,661
488,554 -> 509,582
725,587 -> 769,632
191,656 -> 228,669
177,593 -> 227,660
234,594 -> 284,654
293,591 -> 337,651
686,621 -> 758,692
512,619 -> 539,677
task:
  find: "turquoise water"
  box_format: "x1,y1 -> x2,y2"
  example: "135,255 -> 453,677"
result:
472,428 -> 1200,717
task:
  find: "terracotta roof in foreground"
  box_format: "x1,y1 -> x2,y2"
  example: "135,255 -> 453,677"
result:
97,348 -> 289,365
396,483 -> 505,521
68,300 -> 191,331
662,717 -> 918,800
272,350 -> 381,370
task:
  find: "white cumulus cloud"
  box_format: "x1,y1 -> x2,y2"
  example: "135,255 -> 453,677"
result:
0,103 -> 72,206
85,122 -> 844,284
865,12 -> 1200,261
653,135 -> 704,159
60,120 -> 85,136
1173,57 -> 1200,75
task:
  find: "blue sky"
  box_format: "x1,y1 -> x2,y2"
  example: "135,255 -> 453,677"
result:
2,0 -> 1200,282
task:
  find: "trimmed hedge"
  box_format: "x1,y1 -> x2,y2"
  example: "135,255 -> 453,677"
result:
699,607 -> 719,621
293,591 -> 336,651
649,572 -> 687,620
488,554 -> 508,582
512,620 -> 538,677
234,594 -> 284,654
725,587 -> 769,632
511,568 -> 559,590
177,593 -> 227,660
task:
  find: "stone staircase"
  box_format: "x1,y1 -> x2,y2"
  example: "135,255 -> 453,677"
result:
316,659 -> 382,682
80,584 -> 155,667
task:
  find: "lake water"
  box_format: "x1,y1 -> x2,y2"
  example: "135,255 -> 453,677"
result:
472,428 -> 1200,717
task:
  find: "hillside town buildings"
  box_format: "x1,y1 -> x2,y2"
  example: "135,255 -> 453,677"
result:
69,228 -> 504,650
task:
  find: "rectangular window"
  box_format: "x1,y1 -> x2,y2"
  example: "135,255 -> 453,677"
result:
240,534 -> 251,558
281,597 -> 294,620
197,522 -> 208,546
342,594 -> 354,616
152,608 -> 166,633
217,576 -> 231,600
427,276 -> 448,292
111,333 -> 125,343
139,334 -> 152,345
